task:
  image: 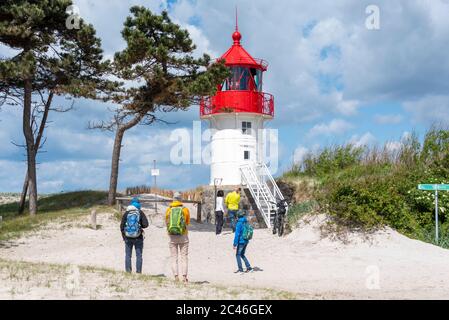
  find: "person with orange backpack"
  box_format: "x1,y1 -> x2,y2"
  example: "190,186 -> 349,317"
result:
165,192 -> 190,282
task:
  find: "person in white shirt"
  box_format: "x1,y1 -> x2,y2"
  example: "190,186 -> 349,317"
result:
215,190 -> 225,235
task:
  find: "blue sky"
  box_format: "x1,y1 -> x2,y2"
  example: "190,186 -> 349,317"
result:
1,0 -> 449,193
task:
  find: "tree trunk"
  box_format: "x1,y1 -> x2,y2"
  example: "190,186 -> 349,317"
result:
23,78 -> 38,216
17,171 -> 29,214
18,92 -> 53,214
107,114 -> 144,206
108,128 -> 125,205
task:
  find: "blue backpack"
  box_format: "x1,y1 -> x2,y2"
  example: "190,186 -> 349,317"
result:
124,210 -> 141,238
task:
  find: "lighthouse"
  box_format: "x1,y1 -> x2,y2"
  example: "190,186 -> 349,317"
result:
200,20 -> 274,186
200,15 -> 285,227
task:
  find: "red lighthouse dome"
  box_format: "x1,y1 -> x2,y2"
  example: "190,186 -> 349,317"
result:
200,20 -> 274,118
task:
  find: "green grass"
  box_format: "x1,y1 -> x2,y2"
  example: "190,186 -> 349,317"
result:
0,259 -> 304,299
287,200 -> 318,227
0,191 -> 108,241
0,190 -> 107,217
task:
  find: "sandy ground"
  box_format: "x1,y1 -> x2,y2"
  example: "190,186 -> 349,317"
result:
1,202 -> 449,299
0,258 -> 299,300
0,194 -> 20,205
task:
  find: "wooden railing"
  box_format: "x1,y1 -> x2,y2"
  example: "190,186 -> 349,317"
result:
116,196 -> 203,223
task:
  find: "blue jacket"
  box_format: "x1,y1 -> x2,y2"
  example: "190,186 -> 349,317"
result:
233,217 -> 249,246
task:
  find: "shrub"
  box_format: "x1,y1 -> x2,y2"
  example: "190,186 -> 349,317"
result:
302,144 -> 365,177
284,127 -> 449,247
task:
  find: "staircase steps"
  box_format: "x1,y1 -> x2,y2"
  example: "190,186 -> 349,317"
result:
240,162 -> 288,228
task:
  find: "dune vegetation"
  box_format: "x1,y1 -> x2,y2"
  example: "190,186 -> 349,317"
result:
282,126 -> 449,248
0,191 -> 109,241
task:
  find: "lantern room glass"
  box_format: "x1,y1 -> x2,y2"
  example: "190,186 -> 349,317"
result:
221,66 -> 263,92
251,68 -> 263,92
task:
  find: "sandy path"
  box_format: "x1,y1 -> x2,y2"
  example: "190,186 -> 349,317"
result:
1,203 -> 449,299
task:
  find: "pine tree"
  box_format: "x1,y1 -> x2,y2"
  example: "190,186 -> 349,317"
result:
0,0 -> 115,215
91,6 -> 229,205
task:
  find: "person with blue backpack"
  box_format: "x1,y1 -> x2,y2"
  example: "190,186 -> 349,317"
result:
120,197 -> 149,273
233,206 -> 254,274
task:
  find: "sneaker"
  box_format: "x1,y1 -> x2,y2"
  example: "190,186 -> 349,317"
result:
245,267 -> 254,273
234,270 -> 244,274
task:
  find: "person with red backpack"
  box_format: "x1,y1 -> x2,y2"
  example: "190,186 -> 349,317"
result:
165,192 -> 190,282
120,197 -> 149,273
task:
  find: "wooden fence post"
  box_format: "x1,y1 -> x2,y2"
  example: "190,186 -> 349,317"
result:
196,202 -> 202,223
90,209 -> 97,230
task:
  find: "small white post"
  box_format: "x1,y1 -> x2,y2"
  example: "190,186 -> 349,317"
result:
90,209 -> 97,230
0,216 -> 2,228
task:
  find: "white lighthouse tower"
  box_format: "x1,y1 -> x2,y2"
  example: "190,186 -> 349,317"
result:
200,17 -> 286,227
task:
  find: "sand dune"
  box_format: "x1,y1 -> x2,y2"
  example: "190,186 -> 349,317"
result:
1,203 -> 449,299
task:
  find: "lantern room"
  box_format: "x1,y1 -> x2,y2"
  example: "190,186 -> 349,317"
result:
200,27 -> 274,118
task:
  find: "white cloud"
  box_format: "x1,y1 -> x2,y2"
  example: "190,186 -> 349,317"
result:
121,128 -> 179,165
308,119 -> 354,137
293,146 -> 309,164
0,160 -> 26,192
374,114 -> 403,125
385,141 -> 402,153
0,128 -> 16,156
336,97 -> 359,116
384,131 -> 414,153
73,0 -> 165,55
348,132 -> 377,148
183,24 -> 220,58
403,95 -> 449,125
402,131 -> 411,140
45,127 -> 114,159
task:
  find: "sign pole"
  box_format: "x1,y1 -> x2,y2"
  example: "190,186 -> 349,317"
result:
154,160 -> 157,214
418,183 -> 449,244
435,189 -> 439,244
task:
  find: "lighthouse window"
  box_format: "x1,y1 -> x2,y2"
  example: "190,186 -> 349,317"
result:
244,150 -> 250,160
242,121 -> 252,135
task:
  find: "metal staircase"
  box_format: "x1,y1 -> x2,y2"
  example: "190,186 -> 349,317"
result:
240,162 -> 287,228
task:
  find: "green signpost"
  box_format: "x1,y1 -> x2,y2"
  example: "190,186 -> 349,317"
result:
417,184 -> 449,243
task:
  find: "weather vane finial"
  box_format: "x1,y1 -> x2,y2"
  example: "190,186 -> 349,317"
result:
232,5 -> 242,45
235,6 -> 238,31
